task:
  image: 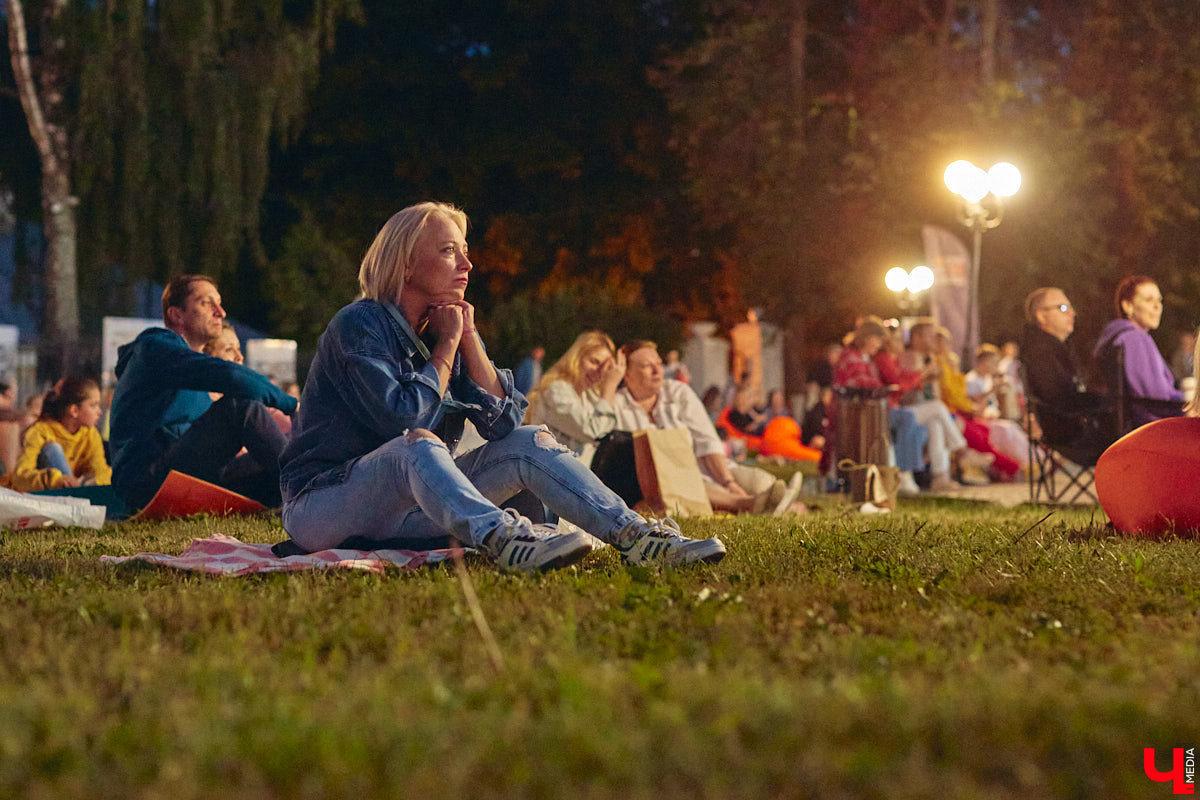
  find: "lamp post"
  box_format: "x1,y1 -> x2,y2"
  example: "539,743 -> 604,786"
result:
943,160 -> 1021,367
885,265 -> 935,315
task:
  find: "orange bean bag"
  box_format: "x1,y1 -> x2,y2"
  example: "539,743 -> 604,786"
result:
758,416 -> 821,462
1095,416 -> 1200,536
715,407 -> 763,453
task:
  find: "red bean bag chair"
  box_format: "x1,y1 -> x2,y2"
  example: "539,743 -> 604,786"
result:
758,415 -> 821,462
715,407 -> 763,454
1095,416 -> 1200,536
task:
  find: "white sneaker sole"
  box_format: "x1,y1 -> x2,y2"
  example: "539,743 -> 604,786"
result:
619,536 -> 727,567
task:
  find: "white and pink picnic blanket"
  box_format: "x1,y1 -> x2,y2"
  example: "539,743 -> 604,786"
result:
100,533 -> 464,576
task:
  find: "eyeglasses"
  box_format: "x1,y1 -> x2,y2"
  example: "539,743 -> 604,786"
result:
1039,303 -> 1073,314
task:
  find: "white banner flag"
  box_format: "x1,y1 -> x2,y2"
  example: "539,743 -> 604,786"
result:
921,225 -> 975,357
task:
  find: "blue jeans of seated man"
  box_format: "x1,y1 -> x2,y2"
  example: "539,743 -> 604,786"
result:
282,425 -> 645,553
889,407 -> 928,473
38,442 -> 74,476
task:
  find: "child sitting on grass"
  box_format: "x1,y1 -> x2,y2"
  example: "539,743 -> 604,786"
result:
5,377 -> 110,491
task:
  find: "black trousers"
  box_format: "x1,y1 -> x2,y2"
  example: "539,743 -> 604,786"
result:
129,396 -> 287,509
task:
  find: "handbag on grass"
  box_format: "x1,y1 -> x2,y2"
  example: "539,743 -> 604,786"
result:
837,458 -> 900,510
632,428 -> 714,517
590,430 -> 642,507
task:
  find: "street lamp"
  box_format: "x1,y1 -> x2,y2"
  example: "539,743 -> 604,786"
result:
943,160 -> 1021,366
885,265 -> 935,313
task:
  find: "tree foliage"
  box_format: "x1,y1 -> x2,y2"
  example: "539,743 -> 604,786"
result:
483,284 -> 685,371
59,0 -> 358,322
10,0 -> 1200,374
656,0 -> 1200,354
262,0 -> 712,354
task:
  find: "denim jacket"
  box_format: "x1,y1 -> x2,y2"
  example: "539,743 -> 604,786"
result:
279,299 -> 526,502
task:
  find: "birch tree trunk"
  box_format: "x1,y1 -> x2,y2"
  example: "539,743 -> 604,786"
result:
8,0 -> 80,377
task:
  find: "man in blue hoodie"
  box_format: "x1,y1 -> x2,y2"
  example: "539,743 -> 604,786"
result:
109,275 -> 298,509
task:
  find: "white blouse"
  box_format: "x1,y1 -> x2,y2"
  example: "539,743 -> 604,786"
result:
528,380 -> 618,466
611,379 -> 725,460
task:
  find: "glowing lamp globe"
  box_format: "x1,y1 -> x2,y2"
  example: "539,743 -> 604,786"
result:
908,265 -> 934,293
885,268 -> 910,293
988,162 -> 1022,197
943,160 -> 976,197
958,166 -> 990,203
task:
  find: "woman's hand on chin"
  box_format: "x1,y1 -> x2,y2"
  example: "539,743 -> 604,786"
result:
425,303 -> 465,344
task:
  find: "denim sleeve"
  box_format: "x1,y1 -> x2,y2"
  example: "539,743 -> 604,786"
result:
339,344 -> 446,440
451,364 -> 527,440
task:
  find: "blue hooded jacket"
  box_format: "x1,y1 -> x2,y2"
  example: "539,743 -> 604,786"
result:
109,327 -> 298,499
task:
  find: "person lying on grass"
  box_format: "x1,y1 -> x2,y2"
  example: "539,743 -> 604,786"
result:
277,201 -> 726,573
1,376 -> 110,491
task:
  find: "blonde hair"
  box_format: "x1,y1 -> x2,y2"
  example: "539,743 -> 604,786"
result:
525,331 -> 616,413
358,202 -> 468,303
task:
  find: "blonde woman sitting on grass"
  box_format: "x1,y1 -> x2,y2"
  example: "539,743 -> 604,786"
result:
525,331 -> 625,467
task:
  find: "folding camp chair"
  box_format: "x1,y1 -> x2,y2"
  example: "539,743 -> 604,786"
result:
1105,345 -> 1185,435
1020,366 -> 1099,505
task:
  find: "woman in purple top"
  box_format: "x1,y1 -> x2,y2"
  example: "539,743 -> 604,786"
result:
1093,275 -> 1184,429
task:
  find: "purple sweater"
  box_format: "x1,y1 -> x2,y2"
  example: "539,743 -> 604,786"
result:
1094,319 -> 1183,426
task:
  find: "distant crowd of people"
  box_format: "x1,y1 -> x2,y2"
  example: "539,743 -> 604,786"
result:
810,277 -> 1191,495
0,198 -> 1194,571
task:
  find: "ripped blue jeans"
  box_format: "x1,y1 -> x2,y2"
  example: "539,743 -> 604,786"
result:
281,425 -> 645,551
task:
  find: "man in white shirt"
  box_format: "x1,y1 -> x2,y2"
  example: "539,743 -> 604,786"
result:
612,340 -> 803,515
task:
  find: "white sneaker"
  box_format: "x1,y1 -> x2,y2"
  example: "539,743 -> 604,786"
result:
897,471 -> 921,497
479,509 -> 594,573
773,472 -> 805,516
614,517 -> 726,567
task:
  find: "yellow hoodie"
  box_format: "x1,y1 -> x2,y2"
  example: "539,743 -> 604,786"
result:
6,418 -> 112,491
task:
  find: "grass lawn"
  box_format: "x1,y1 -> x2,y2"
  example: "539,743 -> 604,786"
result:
1,499 -> 1198,799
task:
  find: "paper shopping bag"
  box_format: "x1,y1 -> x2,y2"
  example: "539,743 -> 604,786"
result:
837,458 -> 900,510
633,428 -> 713,517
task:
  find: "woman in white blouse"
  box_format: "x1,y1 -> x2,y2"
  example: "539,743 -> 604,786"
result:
526,331 -> 626,466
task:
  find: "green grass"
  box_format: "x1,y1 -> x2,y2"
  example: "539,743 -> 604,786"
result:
1,501 -> 1198,799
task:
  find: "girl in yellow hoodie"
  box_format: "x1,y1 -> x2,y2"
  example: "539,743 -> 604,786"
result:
8,377 -> 110,491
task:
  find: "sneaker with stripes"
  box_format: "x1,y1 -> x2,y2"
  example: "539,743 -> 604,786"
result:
479,509 -> 593,573
614,517 -> 726,567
